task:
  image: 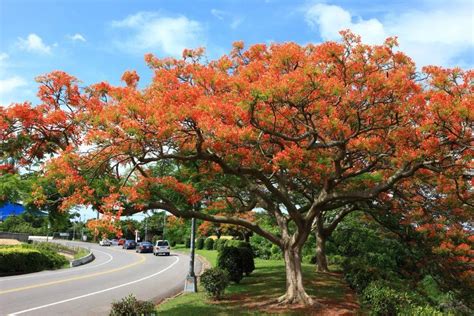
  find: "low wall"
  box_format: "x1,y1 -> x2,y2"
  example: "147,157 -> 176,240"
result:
0,232 -> 29,243
70,251 -> 95,267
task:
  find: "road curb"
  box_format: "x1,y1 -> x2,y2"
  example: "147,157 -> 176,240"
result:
70,250 -> 95,267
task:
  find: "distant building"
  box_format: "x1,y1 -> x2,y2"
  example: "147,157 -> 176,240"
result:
0,202 -> 26,221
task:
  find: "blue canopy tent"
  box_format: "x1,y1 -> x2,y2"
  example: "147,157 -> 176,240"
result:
0,203 -> 26,221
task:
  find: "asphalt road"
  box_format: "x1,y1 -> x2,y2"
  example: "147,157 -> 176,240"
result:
0,240 -> 201,315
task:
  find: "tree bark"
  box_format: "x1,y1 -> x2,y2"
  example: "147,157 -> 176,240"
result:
278,245 -> 314,305
316,229 -> 329,272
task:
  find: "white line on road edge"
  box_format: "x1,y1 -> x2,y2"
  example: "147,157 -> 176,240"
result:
8,256 -> 180,315
0,249 -> 114,282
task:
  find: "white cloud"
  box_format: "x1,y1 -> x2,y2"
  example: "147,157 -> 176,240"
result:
305,1 -> 474,68
111,12 -> 204,56
306,4 -> 385,44
210,9 -> 244,30
0,76 -> 28,105
68,33 -> 86,42
211,9 -> 225,20
0,54 -> 33,106
17,33 -> 52,55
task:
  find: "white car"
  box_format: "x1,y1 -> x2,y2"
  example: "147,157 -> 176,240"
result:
153,240 -> 170,256
99,239 -> 111,246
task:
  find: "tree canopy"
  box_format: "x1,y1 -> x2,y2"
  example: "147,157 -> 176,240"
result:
1,31 -> 472,305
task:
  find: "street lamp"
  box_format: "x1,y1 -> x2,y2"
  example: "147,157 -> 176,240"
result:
184,205 -> 198,292
46,221 -> 51,242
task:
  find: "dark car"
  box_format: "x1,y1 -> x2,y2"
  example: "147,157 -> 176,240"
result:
122,240 -> 137,249
118,238 -> 126,246
136,241 -> 153,253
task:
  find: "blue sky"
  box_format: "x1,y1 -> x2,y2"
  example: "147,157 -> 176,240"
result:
1,0 -> 473,106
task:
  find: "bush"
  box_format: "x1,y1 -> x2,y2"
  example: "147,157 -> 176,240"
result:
204,238 -> 214,250
362,281 -> 419,316
250,234 -> 273,259
109,294 -> 156,316
225,240 -> 251,249
303,255 -> 317,264
170,240 -> 176,247
196,238 -> 205,250
200,268 -> 229,300
400,305 -> 443,316
0,246 -> 68,276
215,238 -> 227,252
184,237 -> 191,248
217,246 -> 243,283
343,258 -> 388,293
238,247 -> 255,276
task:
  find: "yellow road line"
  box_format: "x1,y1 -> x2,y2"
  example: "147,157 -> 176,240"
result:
0,252 -> 146,295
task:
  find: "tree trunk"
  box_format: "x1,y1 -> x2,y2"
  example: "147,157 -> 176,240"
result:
278,245 -> 314,306
316,230 -> 329,272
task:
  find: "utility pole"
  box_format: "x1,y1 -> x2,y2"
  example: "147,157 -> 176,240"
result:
162,212 -> 166,240
46,221 -> 50,242
184,205 -> 197,292
72,221 -> 76,241
144,216 -> 148,242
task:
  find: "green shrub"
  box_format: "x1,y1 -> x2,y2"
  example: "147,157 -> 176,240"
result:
250,234 -> 272,259
270,244 -> 283,260
238,247 -> 255,276
0,246 -> 67,275
204,238 -> 214,250
184,237 -> 191,248
200,267 -> 229,300
215,239 -> 227,252
170,240 -> 176,247
196,238 -> 205,250
343,258 -> 388,292
225,240 -> 251,249
109,294 -> 156,316
399,305 -> 443,316
362,281 -> 419,316
217,246 -> 243,283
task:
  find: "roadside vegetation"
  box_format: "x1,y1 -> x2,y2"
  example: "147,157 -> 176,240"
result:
159,210 -> 472,315
159,244 -> 357,315
0,241 -> 89,275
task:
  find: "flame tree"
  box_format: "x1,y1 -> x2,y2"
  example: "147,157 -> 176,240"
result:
1,32 -> 472,305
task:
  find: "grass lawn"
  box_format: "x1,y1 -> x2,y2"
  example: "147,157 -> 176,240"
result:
159,245 -> 359,315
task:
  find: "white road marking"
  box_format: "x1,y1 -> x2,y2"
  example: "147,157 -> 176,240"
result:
8,256 -> 180,315
0,248 -> 114,282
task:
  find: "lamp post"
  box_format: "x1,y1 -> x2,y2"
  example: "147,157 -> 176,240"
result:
72,221 -> 76,241
144,216 -> 148,242
46,221 -> 50,242
162,212 -> 166,240
184,205 -> 197,292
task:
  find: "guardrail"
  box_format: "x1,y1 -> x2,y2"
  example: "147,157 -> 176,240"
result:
70,251 -> 95,267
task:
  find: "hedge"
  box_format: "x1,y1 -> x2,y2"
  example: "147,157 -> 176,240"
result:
204,238 -> 214,250
0,246 -> 68,276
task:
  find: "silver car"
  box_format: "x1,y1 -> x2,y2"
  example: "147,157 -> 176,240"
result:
153,240 -> 170,256
99,239 -> 111,246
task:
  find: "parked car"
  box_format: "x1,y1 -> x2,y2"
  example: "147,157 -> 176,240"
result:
122,240 -> 137,249
136,241 -> 153,253
110,239 -> 119,246
153,240 -> 170,256
99,239 -> 111,246
117,238 -> 126,246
